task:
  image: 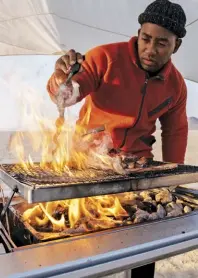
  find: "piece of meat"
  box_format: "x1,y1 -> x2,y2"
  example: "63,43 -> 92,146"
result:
155,189 -> 173,204
184,206 -> 192,214
125,163 -> 178,173
127,161 -> 135,169
111,156 -> 126,174
133,209 -> 150,223
135,156 -> 148,168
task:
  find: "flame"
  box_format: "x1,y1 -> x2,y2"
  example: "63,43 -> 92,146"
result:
22,194 -> 130,233
9,90 -> 124,175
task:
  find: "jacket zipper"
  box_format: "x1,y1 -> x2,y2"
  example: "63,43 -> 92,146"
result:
119,76 -> 149,149
148,96 -> 172,117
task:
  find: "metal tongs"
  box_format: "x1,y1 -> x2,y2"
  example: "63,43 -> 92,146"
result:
52,62 -> 83,156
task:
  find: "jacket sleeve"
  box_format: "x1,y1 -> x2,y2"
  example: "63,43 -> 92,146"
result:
159,80 -> 188,164
46,46 -> 108,102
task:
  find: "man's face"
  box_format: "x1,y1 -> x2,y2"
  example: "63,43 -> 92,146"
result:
137,23 -> 181,72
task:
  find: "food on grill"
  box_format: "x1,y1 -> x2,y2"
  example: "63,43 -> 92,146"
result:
115,153 -> 149,170
20,189 -> 197,235
135,156 -> 148,168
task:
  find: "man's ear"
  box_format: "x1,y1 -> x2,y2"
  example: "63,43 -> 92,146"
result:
138,28 -> 141,37
173,38 -> 182,54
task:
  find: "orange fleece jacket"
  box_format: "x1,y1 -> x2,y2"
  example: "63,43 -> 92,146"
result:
47,37 -> 188,163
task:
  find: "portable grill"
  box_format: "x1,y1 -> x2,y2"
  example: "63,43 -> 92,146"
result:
0,161 -> 198,278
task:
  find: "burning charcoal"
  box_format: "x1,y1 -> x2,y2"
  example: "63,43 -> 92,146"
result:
184,206 -> 192,214
148,204 -> 166,221
172,194 -> 177,202
148,212 -> 159,221
140,191 -> 153,202
166,202 -> 183,217
167,210 -> 183,218
156,204 -> 166,219
124,205 -> 137,217
155,189 -> 173,204
142,201 -> 157,213
53,206 -> 67,220
122,219 -> 133,226
175,201 -> 183,211
149,192 -> 156,200
135,157 -> 148,168
133,209 -> 149,223
116,192 -> 140,205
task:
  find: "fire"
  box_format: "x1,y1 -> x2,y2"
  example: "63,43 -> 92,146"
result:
22,194 -> 130,233
9,92 -> 124,174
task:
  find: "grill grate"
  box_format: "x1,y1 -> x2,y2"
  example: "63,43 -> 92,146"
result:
2,162 -> 198,187
2,162 -> 198,203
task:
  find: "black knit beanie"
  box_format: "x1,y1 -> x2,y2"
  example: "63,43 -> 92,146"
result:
138,0 -> 187,38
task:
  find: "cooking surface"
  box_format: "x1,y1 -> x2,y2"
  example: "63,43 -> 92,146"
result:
2,161 -> 198,187
1,161 -> 198,203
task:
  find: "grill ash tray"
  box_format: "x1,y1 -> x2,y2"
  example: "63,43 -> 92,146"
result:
1,162 -> 198,203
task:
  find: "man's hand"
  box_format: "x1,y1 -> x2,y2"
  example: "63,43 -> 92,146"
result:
48,49 -> 84,108
55,49 -> 84,86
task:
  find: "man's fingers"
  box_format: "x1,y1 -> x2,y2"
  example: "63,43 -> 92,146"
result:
54,50 -> 84,83
61,55 -> 70,70
54,69 -> 67,85
76,52 -> 84,64
67,49 -> 77,65
55,58 -> 68,73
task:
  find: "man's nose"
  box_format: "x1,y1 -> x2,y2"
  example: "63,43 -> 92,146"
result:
145,42 -> 157,57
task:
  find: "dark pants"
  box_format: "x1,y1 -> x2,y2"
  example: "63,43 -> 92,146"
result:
131,263 -> 155,278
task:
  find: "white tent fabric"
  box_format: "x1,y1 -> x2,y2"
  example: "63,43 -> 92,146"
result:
0,0 -> 198,82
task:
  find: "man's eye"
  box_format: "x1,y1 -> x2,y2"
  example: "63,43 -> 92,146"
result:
158,43 -> 166,47
142,37 -> 149,42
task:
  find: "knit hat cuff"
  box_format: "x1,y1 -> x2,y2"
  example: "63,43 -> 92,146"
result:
138,12 -> 186,38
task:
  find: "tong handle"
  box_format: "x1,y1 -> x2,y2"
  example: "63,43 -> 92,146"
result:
65,55 -> 85,84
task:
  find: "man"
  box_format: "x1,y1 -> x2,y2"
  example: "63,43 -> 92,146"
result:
47,0 -> 187,277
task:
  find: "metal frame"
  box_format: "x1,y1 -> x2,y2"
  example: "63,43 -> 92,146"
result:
0,186 -> 18,222
1,163 -> 198,203
0,212 -> 198,277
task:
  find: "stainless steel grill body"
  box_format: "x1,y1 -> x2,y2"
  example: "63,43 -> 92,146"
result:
0,210 -> 198,278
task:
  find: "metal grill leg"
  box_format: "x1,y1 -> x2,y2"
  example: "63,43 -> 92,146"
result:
131,263 -> 155,278
0,186 -> 18,222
